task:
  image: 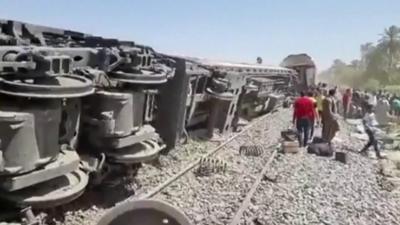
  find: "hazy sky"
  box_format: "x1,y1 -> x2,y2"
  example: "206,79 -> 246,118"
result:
1,0 -> 400,71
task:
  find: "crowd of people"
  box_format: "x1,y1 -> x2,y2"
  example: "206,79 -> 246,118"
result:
291,85 -> 400,159
351,90 -> 400,119
292,87 -> 339,148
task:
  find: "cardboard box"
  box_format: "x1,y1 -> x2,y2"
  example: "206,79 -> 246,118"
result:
282,141 -> 299,154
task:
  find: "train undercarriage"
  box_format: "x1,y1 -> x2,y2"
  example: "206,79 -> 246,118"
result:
0,19 -> 315,224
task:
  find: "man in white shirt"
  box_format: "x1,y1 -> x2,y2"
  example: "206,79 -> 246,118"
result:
360,104 -> 384,159
375,97 -> 391,125
367,92 -> 377,107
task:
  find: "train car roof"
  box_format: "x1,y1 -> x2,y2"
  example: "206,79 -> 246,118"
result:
281,53 -> 316,67
198,59 -> 294,71
164,55 -> 296,73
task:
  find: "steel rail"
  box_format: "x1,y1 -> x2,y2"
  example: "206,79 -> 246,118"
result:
139,109 -> 280,200
229,148 -> 278,225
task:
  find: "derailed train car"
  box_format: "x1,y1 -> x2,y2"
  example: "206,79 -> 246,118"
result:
281,53 -> 316,91
197,60 -> 297,122
0,19 -> 313,222
166,58 -> 297,141
0,19 -> 176,210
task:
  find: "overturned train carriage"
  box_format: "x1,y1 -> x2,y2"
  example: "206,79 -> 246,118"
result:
166,58 -> 297,140
195,60 -> 297,127
0,46 -> 94,209
0,19 -> 311,222
0,19 -> 175,209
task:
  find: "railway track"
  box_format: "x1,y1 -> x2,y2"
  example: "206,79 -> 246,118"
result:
110,108 -> 291,225
89,108 -> 400,225
30,107 -> 290,225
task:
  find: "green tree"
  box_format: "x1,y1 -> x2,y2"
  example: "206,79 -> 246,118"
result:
319,25 -> 400,88
379,25 -> 400,70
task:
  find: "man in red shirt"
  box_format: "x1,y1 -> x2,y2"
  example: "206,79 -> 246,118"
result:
293,91 -> 315,147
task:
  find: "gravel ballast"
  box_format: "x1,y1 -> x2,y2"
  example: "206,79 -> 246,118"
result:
10,109 -> 400,225
153,109 -> 291,225
42,109 -> 289,225
240,121 -> 400,225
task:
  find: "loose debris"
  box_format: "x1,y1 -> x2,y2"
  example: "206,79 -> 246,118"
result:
195,158 -> 228,176
239,145 -> 264,156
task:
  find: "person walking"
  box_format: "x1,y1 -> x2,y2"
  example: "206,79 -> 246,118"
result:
342,88 -> 352,119
360,104 -> 384,159
361,94 -> 370,116
392,97 -> 400,117
389,94 -> 396,115
307,91 -> 318,140
321,89 -> 340,145
375,96 -> 392,125
315,88 -> 324,125
293,91 -> 315,147
368,91 -> 377,107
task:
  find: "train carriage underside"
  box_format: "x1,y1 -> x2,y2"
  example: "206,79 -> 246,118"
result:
0,19 -> 316,224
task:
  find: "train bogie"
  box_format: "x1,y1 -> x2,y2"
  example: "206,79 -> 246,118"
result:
0,45 -> 95,209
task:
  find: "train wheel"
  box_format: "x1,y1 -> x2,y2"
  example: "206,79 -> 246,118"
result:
97,199 -> 192,225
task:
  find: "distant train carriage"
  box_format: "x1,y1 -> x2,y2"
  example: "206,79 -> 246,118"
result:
195,60 -> 297,123
281,54 -> 316,90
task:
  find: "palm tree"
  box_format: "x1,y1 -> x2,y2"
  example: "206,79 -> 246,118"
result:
379,25 -> 400,69
365,47 -> 390,84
